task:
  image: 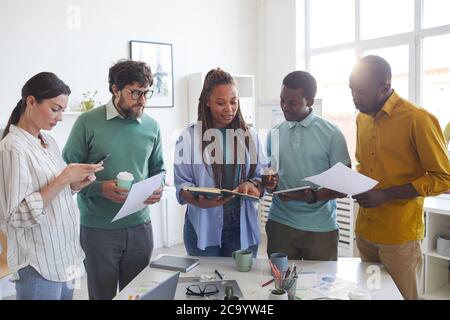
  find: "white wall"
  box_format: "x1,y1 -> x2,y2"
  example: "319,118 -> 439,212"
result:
256,0 -> 302,101
0,0 -> 258,183
255,0 -> 304,130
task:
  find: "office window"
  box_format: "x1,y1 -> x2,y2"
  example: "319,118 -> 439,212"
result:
423,0 -> 450,29
360,0 -> 414,40
309,0 -> 354,48
364,45 -> 409,98
310,50 -> 355,114
302,0 -> 450,160
423,34 -> 450,128
309,50 -> 357,163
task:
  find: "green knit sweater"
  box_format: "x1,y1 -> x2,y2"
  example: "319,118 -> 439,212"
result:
62,105 -> 165,229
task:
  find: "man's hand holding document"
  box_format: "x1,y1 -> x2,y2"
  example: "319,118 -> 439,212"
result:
303,162 -> 378,196
112,172 -> 165,222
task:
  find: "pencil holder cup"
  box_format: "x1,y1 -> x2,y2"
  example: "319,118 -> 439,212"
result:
269,288 -> 288,300
274,276 -> 297,300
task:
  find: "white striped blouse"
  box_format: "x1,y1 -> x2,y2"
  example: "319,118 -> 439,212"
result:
0,125 -> 84,282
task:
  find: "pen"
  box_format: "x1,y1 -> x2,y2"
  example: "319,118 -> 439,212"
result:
261,278 -> 275,287
215,269 -> 224,280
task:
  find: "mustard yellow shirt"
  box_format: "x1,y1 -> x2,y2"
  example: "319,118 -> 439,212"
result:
355,91 -> 450,244
444,122 -> 450,147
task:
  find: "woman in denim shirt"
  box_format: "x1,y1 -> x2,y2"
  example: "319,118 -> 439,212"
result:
174,68 -> 266,257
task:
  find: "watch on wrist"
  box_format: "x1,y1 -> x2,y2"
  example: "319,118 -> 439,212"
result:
247,178 -> 259,188
247,178 -> 264,197
307,189 -> 318,204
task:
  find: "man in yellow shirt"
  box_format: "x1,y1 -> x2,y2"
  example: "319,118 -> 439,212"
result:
349,55 -> 450,300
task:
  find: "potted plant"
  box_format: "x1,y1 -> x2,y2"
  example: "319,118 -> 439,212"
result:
80,90 -> 98,112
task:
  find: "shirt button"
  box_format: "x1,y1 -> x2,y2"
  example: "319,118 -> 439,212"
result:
371,152 -> 375,156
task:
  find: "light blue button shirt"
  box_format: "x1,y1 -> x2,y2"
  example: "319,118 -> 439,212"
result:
267,110 -> 351,232
174,124 -> 266,250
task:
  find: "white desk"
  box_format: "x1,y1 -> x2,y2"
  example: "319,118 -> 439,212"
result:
115,256 -> 402,300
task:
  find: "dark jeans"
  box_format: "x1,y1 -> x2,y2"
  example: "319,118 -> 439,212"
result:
266,219 -> 338,261
80,220 -> 153,300
183,210 -> 258,257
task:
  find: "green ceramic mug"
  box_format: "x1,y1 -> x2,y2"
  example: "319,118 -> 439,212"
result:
232,249 -> 253,272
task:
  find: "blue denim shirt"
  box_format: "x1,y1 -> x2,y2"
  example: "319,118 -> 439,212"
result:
174,124 -> 266,250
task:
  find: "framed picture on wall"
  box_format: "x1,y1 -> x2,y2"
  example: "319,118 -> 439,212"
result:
130,40 -> 174,108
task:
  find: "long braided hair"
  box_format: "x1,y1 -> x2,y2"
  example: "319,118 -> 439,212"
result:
197,68 -> 257,188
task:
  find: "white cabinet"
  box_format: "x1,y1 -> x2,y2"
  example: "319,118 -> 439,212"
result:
149,186 -> 186,249
422,196 -> 450,300
187,72 -> 256,126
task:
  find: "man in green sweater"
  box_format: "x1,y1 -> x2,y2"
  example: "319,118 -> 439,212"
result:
63,60 -> 165,300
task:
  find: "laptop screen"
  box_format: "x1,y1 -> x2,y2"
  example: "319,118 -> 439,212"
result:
139,271 -> 180,300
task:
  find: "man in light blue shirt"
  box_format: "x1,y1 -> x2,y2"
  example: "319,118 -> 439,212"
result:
265,71 -> 351,261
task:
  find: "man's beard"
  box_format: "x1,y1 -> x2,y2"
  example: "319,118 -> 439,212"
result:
117,96 -> 144,120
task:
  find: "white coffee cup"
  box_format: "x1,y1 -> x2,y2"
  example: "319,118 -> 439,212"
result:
348,288 -> 371,300
116,171 -> 134,190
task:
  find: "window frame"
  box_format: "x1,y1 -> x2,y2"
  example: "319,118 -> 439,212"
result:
302,0 -> 450,106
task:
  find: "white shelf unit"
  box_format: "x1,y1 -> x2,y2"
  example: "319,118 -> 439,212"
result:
187,72 -> 255,126
422,196 -> 450,300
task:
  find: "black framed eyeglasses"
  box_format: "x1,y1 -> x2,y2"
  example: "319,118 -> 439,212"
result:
185,284 -> 219,297
123,88 -> 154,100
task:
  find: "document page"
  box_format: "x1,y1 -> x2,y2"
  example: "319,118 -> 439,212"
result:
112,172 -> 165,222
303,162 -> 378,196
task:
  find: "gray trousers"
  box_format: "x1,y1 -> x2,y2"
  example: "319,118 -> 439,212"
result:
266,219 -> 339,261
80,221 -> 153,300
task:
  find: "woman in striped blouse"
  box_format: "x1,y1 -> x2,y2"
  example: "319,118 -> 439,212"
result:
0,72 -> 103,300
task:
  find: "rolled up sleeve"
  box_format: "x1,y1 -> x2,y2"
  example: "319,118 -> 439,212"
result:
411,112 -> 450,196
1,150 -> 45,228
173,132 -> 196,205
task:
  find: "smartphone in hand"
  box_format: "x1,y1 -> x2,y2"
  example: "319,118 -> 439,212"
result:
94,154 -> 111,164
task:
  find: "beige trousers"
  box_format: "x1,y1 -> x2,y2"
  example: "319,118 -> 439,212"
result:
356,236 -> 422,300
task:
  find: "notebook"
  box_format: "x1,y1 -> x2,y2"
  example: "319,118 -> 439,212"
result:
182,186 -> 259,201
273,186 -> 316,195
149,255 -> 200,273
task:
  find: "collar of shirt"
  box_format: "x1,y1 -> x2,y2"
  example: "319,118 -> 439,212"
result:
288,109 -> 316,129
106,99 -> 142,123
9,125 -> 49,148
374,90 -> 400,119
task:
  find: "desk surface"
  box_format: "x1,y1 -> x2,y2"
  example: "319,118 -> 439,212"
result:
115,256 -> 402,300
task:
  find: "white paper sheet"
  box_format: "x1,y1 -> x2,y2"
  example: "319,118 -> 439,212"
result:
111,172 -> 165,222
297,272 -> 319,288
303,162 -> 378,196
